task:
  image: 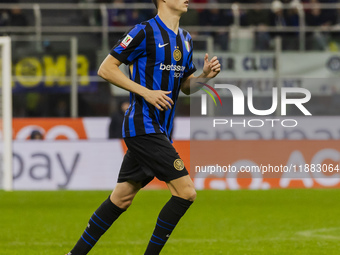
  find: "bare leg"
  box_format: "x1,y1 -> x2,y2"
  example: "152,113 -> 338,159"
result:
110,181 -> 142,209
167,175 -> 197,201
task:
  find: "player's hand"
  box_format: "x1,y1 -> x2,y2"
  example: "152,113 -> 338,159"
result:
143,90 -> 174,111
203,53 -> 221,78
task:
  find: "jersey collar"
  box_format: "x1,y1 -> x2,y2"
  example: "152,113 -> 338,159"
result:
154,15 -> 178,36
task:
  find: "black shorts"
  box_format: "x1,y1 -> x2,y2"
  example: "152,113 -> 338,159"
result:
117,133 -> 188,187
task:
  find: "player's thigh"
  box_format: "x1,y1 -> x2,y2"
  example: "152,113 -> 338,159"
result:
167,175 -> 196,202
110,181 -> 142,209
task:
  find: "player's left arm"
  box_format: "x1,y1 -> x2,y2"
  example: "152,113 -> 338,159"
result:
181,53 -> 221,95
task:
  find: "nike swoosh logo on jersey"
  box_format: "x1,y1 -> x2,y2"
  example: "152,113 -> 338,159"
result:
158,43 -> 169,48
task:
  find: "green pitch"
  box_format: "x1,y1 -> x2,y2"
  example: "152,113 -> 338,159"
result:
1,189 -> 340,255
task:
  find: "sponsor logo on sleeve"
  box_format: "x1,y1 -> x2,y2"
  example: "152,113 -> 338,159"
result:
120,35 -> 133,49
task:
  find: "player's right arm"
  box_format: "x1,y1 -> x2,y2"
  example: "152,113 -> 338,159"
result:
98,54 -> 173,111
98,55 -> 173,111
98,23 -> 173,111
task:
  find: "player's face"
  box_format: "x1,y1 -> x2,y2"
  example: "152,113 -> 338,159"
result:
166,0 -> 189,15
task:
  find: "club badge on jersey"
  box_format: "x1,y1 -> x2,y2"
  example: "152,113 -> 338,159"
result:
120,35 -> 133,49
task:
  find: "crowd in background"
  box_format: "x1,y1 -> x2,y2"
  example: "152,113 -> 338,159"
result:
95,0 -> 340,51
1,0 -> 340,51
1,0 -> 340,120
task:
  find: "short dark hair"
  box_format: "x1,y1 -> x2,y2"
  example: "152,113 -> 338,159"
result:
152,0 -> 158,8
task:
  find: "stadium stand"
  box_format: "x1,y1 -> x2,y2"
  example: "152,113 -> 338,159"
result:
1,0 -> 339,117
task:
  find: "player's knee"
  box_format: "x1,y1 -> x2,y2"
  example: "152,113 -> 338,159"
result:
120,199 -> 133,210
187,189 -> 197,202
179,188 -> 197,202
110,194 -> 135,210
114,197 -> 133,210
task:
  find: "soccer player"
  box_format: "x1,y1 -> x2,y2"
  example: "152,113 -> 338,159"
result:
66,0 -> 220,254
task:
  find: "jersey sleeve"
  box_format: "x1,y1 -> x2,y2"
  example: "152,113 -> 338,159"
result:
183,38 -> 197,78
110,24 -> 146,65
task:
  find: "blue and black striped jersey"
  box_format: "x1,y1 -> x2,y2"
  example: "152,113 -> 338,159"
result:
110,15 -> 196,141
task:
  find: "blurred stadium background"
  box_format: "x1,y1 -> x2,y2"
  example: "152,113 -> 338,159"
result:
1,0 -> 340,254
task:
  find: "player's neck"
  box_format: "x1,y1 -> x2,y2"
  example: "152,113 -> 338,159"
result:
157,11 -> 180,35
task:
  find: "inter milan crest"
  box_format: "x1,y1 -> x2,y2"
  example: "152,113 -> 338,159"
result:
174,158 -> 185,171
173,46 -> 182,61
